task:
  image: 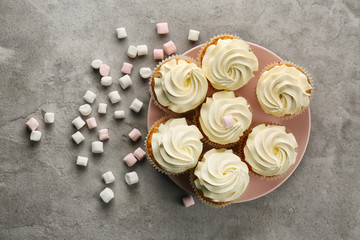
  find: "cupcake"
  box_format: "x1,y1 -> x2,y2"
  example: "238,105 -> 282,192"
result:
197,91 -> 252,147
146,117 -> 204,175
192,148 -> 249,206
256,62 -> 312,118
200,35 -> 259,90
150,56 -> 208,114
243,124 -> 298,178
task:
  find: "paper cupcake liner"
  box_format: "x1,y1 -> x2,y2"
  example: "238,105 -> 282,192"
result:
145,116 -> 201,176
255,61 -> 314,120
149,55 -> 208,115
240,122 -> 298,181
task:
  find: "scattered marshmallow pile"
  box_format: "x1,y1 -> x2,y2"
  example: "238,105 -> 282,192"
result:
26,112 -> 55,142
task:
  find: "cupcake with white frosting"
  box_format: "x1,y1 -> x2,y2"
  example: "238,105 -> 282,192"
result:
150,56 -> 208,114
199,35 -> 259,91
192,148 -> 250,206
256,62 -> 312,118
197,91 -> 252,147
243,124 -> 298,178
146,117 -> 204,175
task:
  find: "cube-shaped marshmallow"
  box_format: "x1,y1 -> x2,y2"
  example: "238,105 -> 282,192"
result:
101,76 -> 112,86
102,171 -> 115,184
72,116 -> 86,130
119,75 -> 132,89
123,153 -> 137,167
153,49 -> 164,60
223,115 -> 234,128
108,91 -> 121,104
92,141 -> 103,153
100,187 -> 114,203
91,59 -> 103,69
98,128 -> 109,141
127,45 -> 137,58
137,45 -> 148,56
83,90 -> 97,104
156,22 -> 169,34
76,156 -> 88,166
98,103 -> 107,114
116,27 -> 127,39
44,112 -> 55,124
26,118 -> 39,131
72,131 -> 85,144
79,104 -> 92,116
128,128 -> 141,141
133,147 -> 146,161
139,67 -> 152,79
188,29 -> 200,41
99,64 -> 110,77
121,62 -> 133,74
86,117 -> 97,129
130,98 -> 143,113
30,130 -> 42,142
114,110 -> 125,119
182,195 -> 195,207
125,171 -> 139,185
163,41 -> 176,55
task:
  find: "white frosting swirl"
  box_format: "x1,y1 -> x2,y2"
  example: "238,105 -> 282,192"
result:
194,148 -> 249,202
202,38 -> 259,90
256,65 -> 312,117
153,59 -> 208,113
151,118 -> 203,173
244,124 -> 298,176
199,91 -> 252,145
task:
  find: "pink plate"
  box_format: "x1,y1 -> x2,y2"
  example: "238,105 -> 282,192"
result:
147,43 -> 311,203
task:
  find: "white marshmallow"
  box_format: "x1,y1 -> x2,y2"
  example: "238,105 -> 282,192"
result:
139,67 -> 152,79
102,171 -> 115,184
127,45 -> 137,58
130,98 -> 143,113
72,131 -> 85,144
72,116 -> 86,130
116,27 -> 127,39
119,75 -> 132,89
92,141 -> 103,153
44,112 -> 55,123
137,45 -> 148,56
83,90 -> 97,104
91,59 -> 103,69
125,171 -> 139,185
108,91 -> 121,104
76,156 -> 88,166
114,110 -> 125,119
30,130 -> 42,141
100,187 -> 114,203
98,103 -> 107,114
79,104 -> 92,116
101,76 -> 112,86
188,29 -> 200,41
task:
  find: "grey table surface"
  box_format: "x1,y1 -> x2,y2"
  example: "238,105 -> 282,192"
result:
1,0 -> 359,239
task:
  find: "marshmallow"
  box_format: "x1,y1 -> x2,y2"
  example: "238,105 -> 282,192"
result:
163,41 -> 177,55
98,128 -> 109,141
108,91 -> 121,104
153,49 -> 164,60
130,98 -> 143,113
128,128 -> 141,141
72,131 -> 85,144
121,62 -> 133,74
102,171 -> 115,184
188,29 -> 200,41
79,104 -> 92,116
123,153 -> 137,167
72,116 -> 86,130
30,130 -> 42,142
114,110 -> 125,119
101,76 -> 112,86
86,117 -> 97,129
76,156 -> 88,166
137,45 -> 148,56
119,75 -> 132,89
133,147 -> 146,161
222,115 -> 234,128
156,22 -> 169,34
98,103 -> 107,114
26,118 -> 39,131
83,90 -> 97,104
127,45 -> 137,58
182,195 -> 195,207
100,187 -> 114,203
125,171 -> 139,185
91,59 -> 103,69
92,141 -> 103,153
116,27 -> 127,39
44,112 -> 55,124
99,64 -> 110,77
139,67 -> 152,79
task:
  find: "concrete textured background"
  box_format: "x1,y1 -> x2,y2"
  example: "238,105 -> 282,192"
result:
0,0 -> 359,239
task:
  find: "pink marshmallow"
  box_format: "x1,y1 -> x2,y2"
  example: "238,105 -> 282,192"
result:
98,128 -> 109,141
86,117 -> 97,129
153,49 -> 164,60
99,64 -> 110,77
156,22 -> 169,34
123,153 -> 137,167
133,147 -> 146,161
163,41 -> 177,55
26,118 -> 39,131
182,195 -> 195,208
121,62 -> 133,74
223,115 -> 235,128
128,128 -> 141,141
